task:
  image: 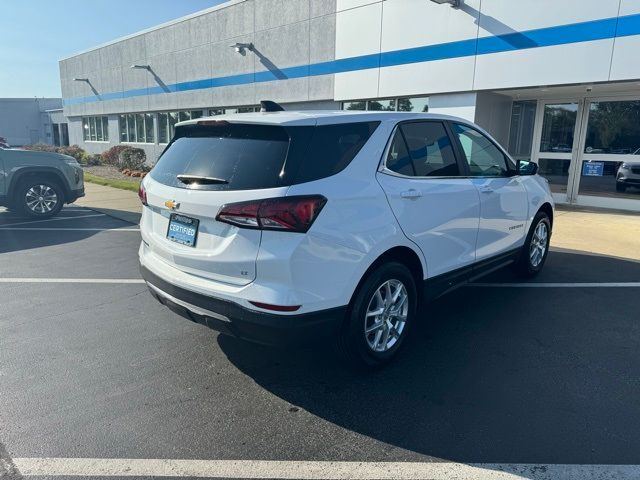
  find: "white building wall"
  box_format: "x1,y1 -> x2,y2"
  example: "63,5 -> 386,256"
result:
473,0 -> 619,90
427,93 -> 477,122
378,0 -> 480,98
610,0 -> 640,81
334,0 -> 640,100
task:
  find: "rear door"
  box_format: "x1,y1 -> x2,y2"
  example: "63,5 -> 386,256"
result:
449,122 -> 529,261
376,120 -> 480,281
141,122 -> 300,286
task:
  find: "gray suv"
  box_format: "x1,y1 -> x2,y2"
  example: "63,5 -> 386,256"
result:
0,147 -> 85,218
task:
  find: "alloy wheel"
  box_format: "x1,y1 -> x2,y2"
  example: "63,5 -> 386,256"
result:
25,184 -> 58,214
529,220 -> 548,267
364,279 -> 408,353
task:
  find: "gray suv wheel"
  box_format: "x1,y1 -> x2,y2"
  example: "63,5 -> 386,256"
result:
15,180 -> 65,219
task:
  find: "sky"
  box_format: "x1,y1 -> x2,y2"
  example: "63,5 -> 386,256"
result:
0,0 -> 227,98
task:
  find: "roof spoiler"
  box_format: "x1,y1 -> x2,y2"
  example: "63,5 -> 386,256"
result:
260,100 -> 285,112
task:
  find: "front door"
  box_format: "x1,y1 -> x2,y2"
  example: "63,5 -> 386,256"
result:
376,121 -> 480,279
449,122 -> 529,261
531,100 -> 585,204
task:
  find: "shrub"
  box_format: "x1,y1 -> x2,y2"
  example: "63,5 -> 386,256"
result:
22,143 -> 57,153
57,145 -> 88,163
86,154 -> 103,166
118,147 -> 146,171
101,145 -> 129,167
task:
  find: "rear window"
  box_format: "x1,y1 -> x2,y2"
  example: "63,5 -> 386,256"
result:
149,121 -> 379,191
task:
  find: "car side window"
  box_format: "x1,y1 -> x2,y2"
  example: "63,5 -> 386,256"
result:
386,122 -> 460,177
399,122 -> 459,177
452,123 -> 512,176
386,129 -> 414,176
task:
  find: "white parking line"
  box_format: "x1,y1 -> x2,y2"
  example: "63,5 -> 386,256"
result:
10,458 -> 640,479
470,282 -> 640,288
0,213 -> 106,228
0,278 -> 145,284
0,227 -> 139,231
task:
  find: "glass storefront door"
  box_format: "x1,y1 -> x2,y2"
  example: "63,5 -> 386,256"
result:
572,98 -> 640,208
509,94 -> 640,211
532,101 -> 584,201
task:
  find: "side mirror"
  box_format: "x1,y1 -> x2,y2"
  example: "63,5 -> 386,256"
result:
517,159 -> 538,176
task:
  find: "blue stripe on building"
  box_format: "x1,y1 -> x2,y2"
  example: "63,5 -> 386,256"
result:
63,13 -> 640,106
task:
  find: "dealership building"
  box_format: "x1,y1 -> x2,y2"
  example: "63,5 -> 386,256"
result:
60,0 -> 640,211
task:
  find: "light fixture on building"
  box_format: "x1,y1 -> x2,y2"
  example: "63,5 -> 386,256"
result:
430,0 -> 461,7
130,64 -> 151,70
73,78 -> 90,83
229,42 -> 254,56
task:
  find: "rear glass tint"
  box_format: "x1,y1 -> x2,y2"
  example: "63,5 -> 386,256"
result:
150,121 -> 379,191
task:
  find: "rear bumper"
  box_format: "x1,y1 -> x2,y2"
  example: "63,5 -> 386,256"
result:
140,265 -> 346,347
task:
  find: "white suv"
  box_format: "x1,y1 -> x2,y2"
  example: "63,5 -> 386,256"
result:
139,108 -> 554,367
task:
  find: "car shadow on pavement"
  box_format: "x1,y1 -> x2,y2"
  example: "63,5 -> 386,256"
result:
0,208 -> 133,254
218,249 -> 640,465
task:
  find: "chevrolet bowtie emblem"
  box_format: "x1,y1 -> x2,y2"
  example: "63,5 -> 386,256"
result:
164,200 -> 180,210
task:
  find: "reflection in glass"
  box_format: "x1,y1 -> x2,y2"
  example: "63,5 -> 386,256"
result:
158,113 -> 168,143
119,116 -> 127,142
367,99 -> 395,111
144,114 -> 155,143
342,97 -> 429,112
135,114 -> 145,142
584,101 -> 640,154
578,100 -> 640,200
102,117 -> 109,142
343,101 -> 366,111
577,159 -> 640,198
540,103 -> 577,153
508,100 -> 536,161
89,117 -> 97,141
538,158 -> 571,194
398,97 -> 429,112
127,114 -> 135,142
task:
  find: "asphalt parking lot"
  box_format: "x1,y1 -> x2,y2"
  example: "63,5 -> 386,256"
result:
1,206 -> 640,479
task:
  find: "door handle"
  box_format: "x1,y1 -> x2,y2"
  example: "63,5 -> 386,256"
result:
480,187 -> 494,194
400,189 -> 422,199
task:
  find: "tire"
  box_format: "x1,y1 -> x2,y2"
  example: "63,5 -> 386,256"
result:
338,262 -> 417,368
513,211 -> 551,278
14,178 -> 65,219
616,182 -> 627,193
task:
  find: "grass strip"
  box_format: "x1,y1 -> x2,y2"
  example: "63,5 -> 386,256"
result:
84,172 -> 141,192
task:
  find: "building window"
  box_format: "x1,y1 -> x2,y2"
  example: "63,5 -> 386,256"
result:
83,116 -> 109,142
207,106 -> 260,116
118,114 -> 155,143
157,110 -> 204,143
508,100 -> 537,162
342,97 -> 429,113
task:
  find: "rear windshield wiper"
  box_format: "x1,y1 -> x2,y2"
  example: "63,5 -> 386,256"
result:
176,174 -> 229,185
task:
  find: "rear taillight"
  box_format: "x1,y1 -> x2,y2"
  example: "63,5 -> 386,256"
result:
216,195 -> 327,233
138,183 -> 148,206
